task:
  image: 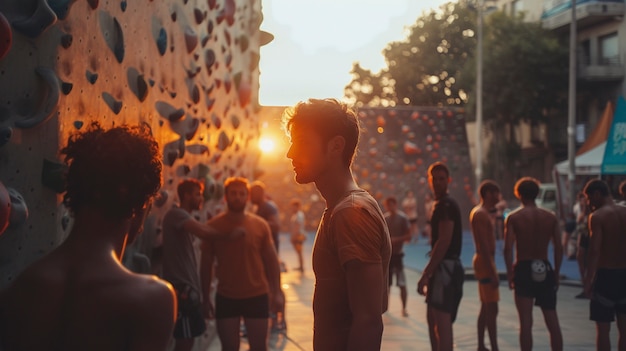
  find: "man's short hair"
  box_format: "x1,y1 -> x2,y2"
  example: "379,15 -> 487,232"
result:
583,179 -> 610,197
385,196 -> 397,206
61,122 -> 162,219
479,180 -> 500,199
514,177 -> 540,200
250,180 -> 266,192
224,177 -> 249,193
177,179 -> 204,201
282,98 -> 360,167
428,162 -> 450,178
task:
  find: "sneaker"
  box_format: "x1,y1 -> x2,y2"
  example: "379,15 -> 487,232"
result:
575,292 -> 588,299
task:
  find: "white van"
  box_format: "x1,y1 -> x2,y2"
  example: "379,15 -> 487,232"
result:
536,183 -> 558,214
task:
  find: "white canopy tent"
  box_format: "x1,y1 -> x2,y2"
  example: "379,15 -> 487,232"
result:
554,141 -> 606,176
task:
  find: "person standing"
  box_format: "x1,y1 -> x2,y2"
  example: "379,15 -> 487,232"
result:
289,198 -> 307,273
250,181 -> 281,254
470,180 -> 501,351
200,177 -> 283,351
583,179 -> 626,351
504,177 -> 563,351
283,98 -> 391,351
249,180 -> 287,331
162,179 -> 242,351
402,190 -> 419,243
384,196 -> 412,317
0,123 -> 176,351
417,162 -> 464,351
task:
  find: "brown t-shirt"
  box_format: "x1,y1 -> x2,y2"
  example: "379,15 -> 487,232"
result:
312,189 -> 391,350
202,212 -> 273,299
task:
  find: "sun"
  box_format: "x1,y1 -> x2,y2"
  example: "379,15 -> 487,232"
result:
258,137 -> 276,154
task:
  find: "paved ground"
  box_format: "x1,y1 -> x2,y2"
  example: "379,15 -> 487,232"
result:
187,232 -> 616,351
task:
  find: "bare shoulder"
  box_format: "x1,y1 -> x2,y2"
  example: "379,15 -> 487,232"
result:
125,274 -> 175,308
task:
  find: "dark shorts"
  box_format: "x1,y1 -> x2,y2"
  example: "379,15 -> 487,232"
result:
590,268 -> 626,322
173,285 -> 206,339
215,293 -> 270,319
426,258 -> 464,322
513,260 -> 557,310
389,253 -> 406,287
409,218 -> 418,224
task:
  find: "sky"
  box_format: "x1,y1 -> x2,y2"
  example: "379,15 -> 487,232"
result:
258,0 -> 449,107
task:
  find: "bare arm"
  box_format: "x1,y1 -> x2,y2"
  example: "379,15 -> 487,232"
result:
551,216 -> 563,286
417,219 -> 453,294
260,230 -> 283,309
182,219 -> 244,240
584,213 -> 601,296
200,241 -> 216,319
345,260 -> 384,351
503,216 -> 516,290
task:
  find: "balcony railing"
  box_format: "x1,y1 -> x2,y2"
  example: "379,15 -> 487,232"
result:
541,0 -> 625,31
577,55 -> 625,80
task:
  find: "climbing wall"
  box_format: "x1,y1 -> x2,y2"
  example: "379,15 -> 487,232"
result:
354,107 -> 475,228
0,0 -> 264,289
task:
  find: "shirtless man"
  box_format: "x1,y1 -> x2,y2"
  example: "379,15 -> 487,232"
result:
470,180 -> 501,351
504,177 -> 563,351
0,123 -> 176,351
583,179 -> 626,351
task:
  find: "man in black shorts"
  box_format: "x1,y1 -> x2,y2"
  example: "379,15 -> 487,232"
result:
583,179 -> 626,351
417,162 -> 464,351
201,177 -> 283,351
504,177 -> 562,351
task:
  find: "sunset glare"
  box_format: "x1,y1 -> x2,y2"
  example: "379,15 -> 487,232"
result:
259,137 -> 277,154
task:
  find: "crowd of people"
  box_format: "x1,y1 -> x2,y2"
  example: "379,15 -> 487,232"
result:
0,99 -> 625,351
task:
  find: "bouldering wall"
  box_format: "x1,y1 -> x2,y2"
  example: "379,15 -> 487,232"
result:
0,0 -> 264,289
354,107 -> 475,229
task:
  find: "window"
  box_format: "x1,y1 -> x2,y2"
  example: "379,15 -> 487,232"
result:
600,32 -> 619,65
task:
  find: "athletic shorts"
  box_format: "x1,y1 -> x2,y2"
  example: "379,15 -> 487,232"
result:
173,285 -> 206,339
215,293 -> 269,319
473,254 -> 499,303
389,253 -> 406,287
590,268 -> 626,322
426,258 -> 464,322
513,260 -> 557,310
578,233 -> 590,250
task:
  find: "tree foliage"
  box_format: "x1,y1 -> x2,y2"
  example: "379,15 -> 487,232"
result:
344,0 -> 569,127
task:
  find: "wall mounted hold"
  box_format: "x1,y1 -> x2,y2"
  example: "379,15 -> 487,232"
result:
0,181 -> 9,236
99,12 -> 124,63
155,101 -> 185,122
156,27 -> 167,55
41,158 -> 67,194
7,187 -> 28,228
186,144 -> 209,155
127,67 -> 149,102
0,126 -> 12,147
86,70 -> 98,84
102,92 -> 123,114
11,0 -> 58,39
0,12 -> 12,60
60,33 -> 73,48
15,66 -> 60,129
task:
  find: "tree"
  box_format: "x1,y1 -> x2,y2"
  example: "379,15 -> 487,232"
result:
345,0 -> 477,108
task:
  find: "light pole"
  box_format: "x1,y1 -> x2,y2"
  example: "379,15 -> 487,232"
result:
567,0 -> 577,214
475,0 -> 484,196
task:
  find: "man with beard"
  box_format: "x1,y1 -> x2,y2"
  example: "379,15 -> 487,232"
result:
417,162 -> 464,351
200,177 -> 283,351
282,98 -> 391,351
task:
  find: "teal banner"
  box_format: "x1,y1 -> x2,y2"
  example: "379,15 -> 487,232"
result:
602,95 -> 626,174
